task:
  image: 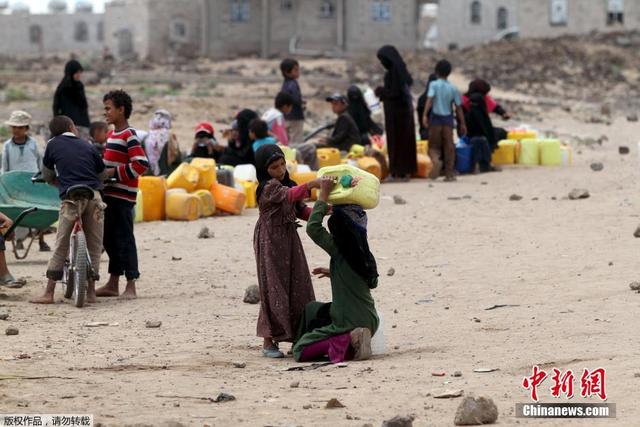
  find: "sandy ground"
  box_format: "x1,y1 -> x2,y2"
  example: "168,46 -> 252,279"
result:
1,60 -> 640,426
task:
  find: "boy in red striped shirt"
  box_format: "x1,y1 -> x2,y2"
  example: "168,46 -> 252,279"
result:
96,90 -> 149,299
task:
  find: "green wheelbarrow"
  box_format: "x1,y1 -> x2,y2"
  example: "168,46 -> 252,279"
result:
0,171 -> 60,260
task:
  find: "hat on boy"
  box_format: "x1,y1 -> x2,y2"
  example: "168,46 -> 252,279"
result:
326,93 -> 348,104
5,111 -> 32,127
195,121 -> 215,137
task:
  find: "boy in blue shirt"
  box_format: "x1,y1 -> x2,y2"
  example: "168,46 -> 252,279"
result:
30,116 -> 107,305
250,119 -> 277,154
422,60 -> 467,182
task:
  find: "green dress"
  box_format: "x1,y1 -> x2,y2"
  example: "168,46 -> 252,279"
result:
292,201 -> 379,361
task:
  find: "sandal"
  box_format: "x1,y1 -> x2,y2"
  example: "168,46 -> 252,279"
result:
262,347 -> 285,359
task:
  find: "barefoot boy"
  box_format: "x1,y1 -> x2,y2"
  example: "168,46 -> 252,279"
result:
96,90 -> 148,299
30,116 -> 107,304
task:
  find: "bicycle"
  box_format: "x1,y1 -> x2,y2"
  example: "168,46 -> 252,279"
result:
33,175 -> 99,308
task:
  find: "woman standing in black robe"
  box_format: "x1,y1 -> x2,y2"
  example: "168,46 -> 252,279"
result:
375,45 -> 417,181
52,60 -> 91,139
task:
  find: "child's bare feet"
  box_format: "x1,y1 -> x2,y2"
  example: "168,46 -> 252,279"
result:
30,281 -> 56,304
30,293 -> 55,304
119,281 -> 137,300
96,275 -> 119,297
87,282 -> 97,304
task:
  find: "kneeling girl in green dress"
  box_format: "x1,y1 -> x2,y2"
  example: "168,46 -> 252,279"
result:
293,178 -> 379,362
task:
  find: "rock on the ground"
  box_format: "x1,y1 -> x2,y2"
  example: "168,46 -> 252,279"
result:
619,146 -> 630,155
590,162 -> 604,172
145,321 -> 162,328
634,225 -> 640,238
393,195 -> 407,205
0,312 -> 8,321
232,361 -> 246,368
454,396 -> 498,426
627,113 -> 639,122
243,285 -> 260,304
629,282 -> 640,291
382,415 -> 415,427
387,268 -> 396,277
568,189 -> 590,200
290,381 -> 300,388
509,194 -> 523,201
197,227 -> 214,239
5,326 -> 19,335
325,398 -> 345,409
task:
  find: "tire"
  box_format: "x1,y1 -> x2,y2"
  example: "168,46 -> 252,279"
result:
73,231 -> 88,308
63,260 -> 74,299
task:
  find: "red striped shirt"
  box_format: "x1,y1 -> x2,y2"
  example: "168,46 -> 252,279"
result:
103,128 -> 149,203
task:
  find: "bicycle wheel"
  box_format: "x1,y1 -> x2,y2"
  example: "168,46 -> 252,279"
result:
63,260 -> 74,299
73,231 -> 88,308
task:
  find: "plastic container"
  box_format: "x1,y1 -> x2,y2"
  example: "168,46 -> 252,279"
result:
539,139 -> 562,166
413,153 -> 433,178
138,176 -> 167,221
216,167 -> 235,187
165,191 -> 201,221
234,164 -> 257,183
518,139 -> 540,166
286,159 -> 298,175
190,158 -> 217,190
134,190 -> 144,223
416,140 -> 429,156
508,129 -> 538,140
349,144 -> 366,159
278,145 -> 297,162
240,180 -> 258,209
317,147 -> 341,169
357,156 -> 382,180
194,189 -> 216,217
317,164 -> 380,209
297,164 -> 312,174
492,140 -> 517,165
371,312 -> 385,356
455,141 -> 473,174
210,183 -> 246,215
167,163 -> 199,193
291,171 -> 317,185
561,145 -> 573,166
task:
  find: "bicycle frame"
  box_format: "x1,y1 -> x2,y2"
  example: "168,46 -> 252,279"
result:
63,199 -> 95,281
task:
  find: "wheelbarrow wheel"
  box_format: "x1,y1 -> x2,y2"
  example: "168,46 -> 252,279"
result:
73,231 -> 88,308
63,260 -> 74,299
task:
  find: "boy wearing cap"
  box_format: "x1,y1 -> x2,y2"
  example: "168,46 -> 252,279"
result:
2,111 -> 42,174
191,122 -> 223,161
2,110 -> 50,252
318,94 -> 360,153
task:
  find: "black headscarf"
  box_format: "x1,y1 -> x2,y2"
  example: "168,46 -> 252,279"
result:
417,73 -> 437,122
347,85 -> 382,137
53,60 -> 90,127
255,144 -> 297,201
377,45 -> 413,97
236,109 -> 258,149
220,109 -> 258,166
465,93 -> 496,149
328,205 -> 378,289
466,79 -> 491,97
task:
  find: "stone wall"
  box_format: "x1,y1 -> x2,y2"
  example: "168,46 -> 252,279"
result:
0,11 -> 104,57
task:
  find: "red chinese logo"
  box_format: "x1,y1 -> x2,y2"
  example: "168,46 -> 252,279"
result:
522,365 -> 548,402
522,366 -> 607,401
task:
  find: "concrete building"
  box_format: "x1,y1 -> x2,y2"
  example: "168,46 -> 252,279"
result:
104,0 -> 423,61
436,0 -> 640,50
0,2 -> 104,57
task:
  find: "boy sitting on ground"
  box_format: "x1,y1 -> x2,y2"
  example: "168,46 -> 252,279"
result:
250,119 -> 278,153
317,94 -> 360,154
31,116 -> 108,305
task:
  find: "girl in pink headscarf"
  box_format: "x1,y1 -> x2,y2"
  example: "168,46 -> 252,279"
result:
145,109 -> 175,176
